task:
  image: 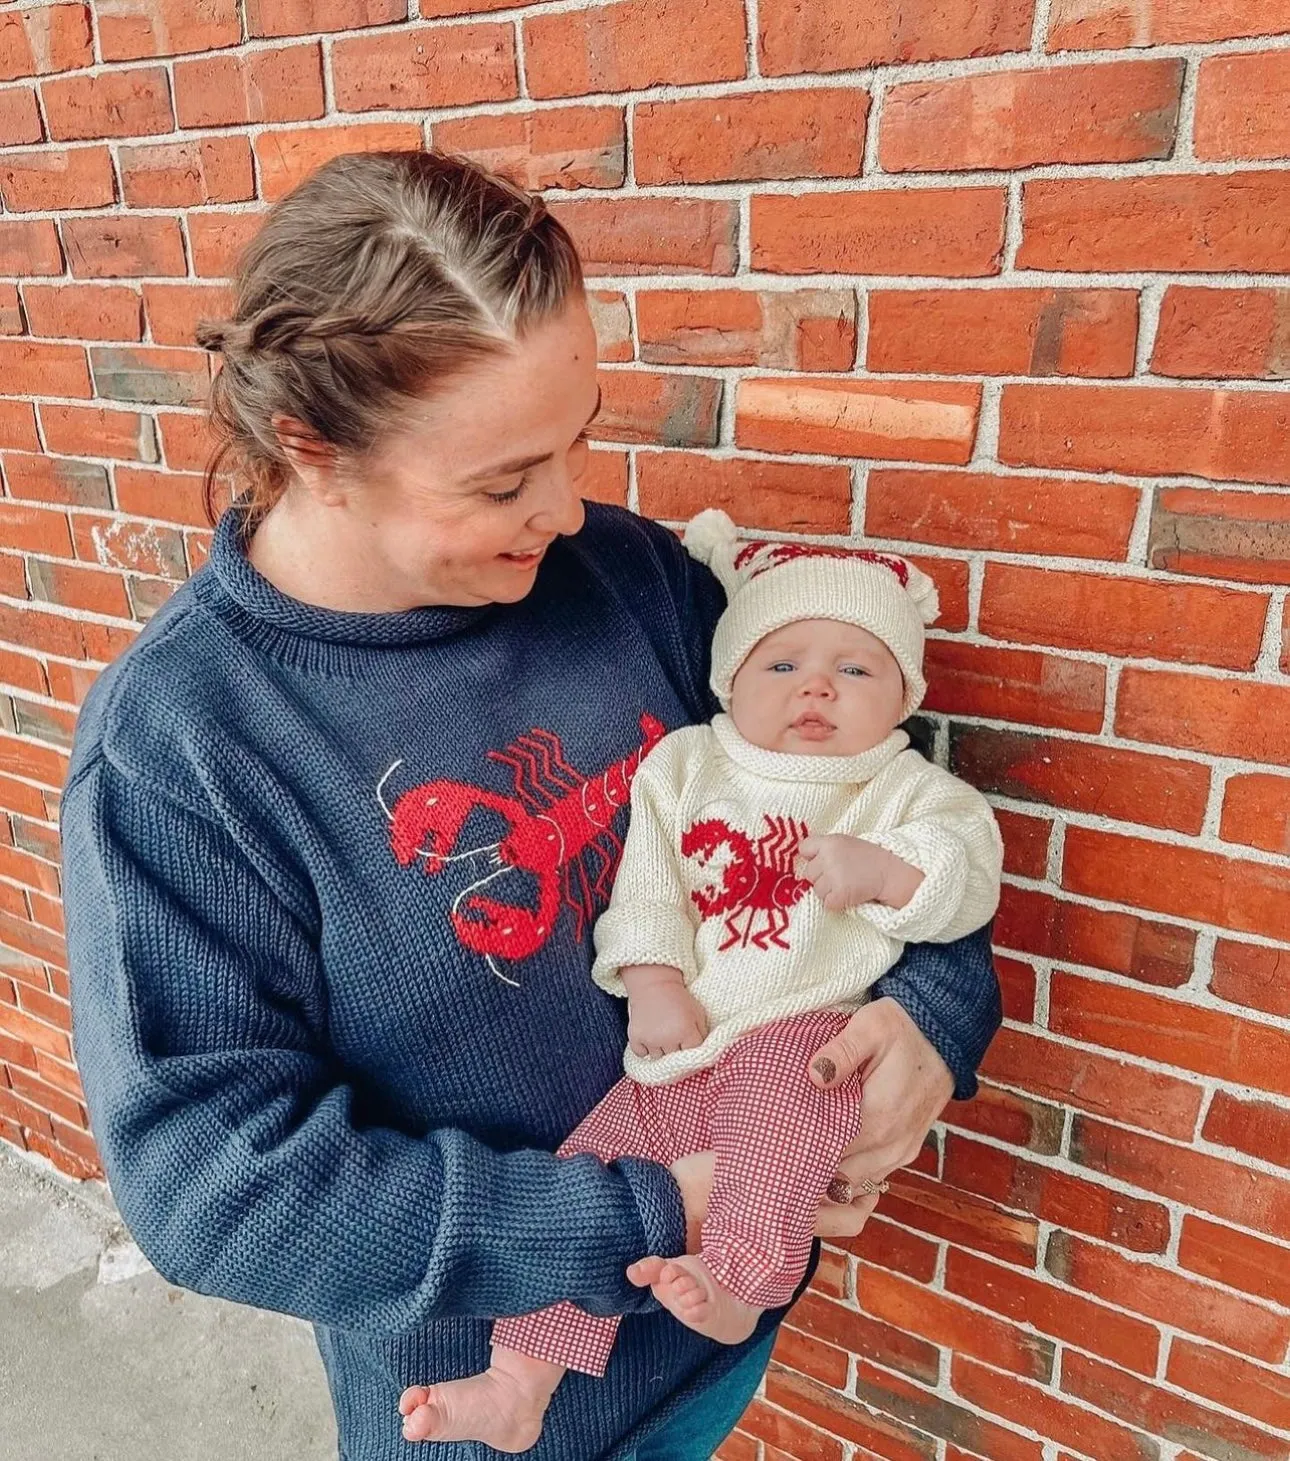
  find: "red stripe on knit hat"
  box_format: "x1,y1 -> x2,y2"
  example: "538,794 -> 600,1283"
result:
732,539 -> 911,587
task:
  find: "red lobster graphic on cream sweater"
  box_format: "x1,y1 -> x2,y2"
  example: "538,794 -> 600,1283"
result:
592,714 -> 1003,1085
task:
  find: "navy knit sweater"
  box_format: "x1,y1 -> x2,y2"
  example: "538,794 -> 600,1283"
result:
61,502 -> 1001,1461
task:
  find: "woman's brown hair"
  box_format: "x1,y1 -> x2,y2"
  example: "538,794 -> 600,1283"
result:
195,149 -> 584,525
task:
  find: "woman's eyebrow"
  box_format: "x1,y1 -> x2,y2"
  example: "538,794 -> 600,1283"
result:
463,385 -> 603,482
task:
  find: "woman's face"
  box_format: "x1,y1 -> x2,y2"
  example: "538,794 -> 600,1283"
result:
336,297 -> 600,609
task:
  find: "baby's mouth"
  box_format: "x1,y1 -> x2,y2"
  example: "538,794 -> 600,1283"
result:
791,712 -> 836,737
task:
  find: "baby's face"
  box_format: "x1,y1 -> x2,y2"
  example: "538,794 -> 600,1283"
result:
729,619 -> 905,756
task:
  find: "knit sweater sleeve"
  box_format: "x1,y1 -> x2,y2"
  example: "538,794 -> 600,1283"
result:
591,732 -> 698,995
62,755 -> 685,1334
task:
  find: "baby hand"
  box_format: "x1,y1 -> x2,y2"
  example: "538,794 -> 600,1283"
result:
622,965 -> 709,1059
798,835 -> 895,912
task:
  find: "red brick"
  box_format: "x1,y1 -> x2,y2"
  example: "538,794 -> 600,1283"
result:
764,1365 -> 936,1461
753,188 -> 1006,277
3,453 -> 108,513
789,1289 -> 939,1386
0,84 -> 43,144
868,287 -> 1137,378
736,378 -> 980,464
867,467 -> 1138,561
0,501 -> 73,557
0,5 -> 92,80
0,1087 -> 54,1140
1067,825 -> 1290,943
90,346 -> 209,409
0,341 -> 91,400
254,123 -> 424,202
1051,975 -> 1290,1098
98,0 -> 239,60
760,0 -> 1035,74
1178,1215 -> 1290,1312
861,1262 -> 1055,1380
0,286 -> 20,336
62,216 -> 187,280
952,724 -> 1209,833
40,403 -> 158,463
331,24 -> 516,112
947,1246 -> 1160,1376
880,1168 -> 1040,1268
8,1063 -> 85,1128
639,288 -> 856,371
22,284 -> 142,343
1000,382 -> 1290,487
174,43 -> 325,128
1073,1116 -> 1290,1244
0,146 -> 114,212
1195,51 -> 1290,162
955,1355 -> 1156,1461
883,60 -> 1181,171
636,89 -> 868,185
924,641 -> 1106,733
525,0 -> 745,99
982,1027 -> 1203,1142
0,1001 -> 71,1062
420,0 -> 546,11
636,454 -> 851,534
1048,0 -> 1290,48
771,1320 -> 849,1390
995,807 -> 1050,879
141,283 -> 234,348
187,212 -> 264,279
576,448 -> 627,508
1203,1090 -> 1290,1173
1220,773 -> 1290,855
432,107 -> 625,191
112,467 -> 207,528
1118,668 -> 1290,771
41,66 -> 173,142
1211,939 -> 1290,1020
1148,487 -> 1290,586
1152,286 -> 1290,380
912,556 -> 970,633
28,558 -> 130,619
854,1355 -> 1046,1461
983,562 -> 1268,668
740,1395 -> 846,1461
71,514 -> 187,579
712,1433 -> 758,1461
592,372 -> 721,449
0,219 -> 63,276
0,647 -> 48,698
1020,173 -> 1290,274
941,1081 -> 1064,1154
157,411 -> 218,473
1169,1340 -> 1290,1433
0,554 -> 29,598
45,659 -> 101,708
245,0 -> 405,35
842,1215 -> 939,1285
550,197 -> 739,277
1062,1350 -> 1286,1461
0,401 -> 40,453
120,138 -> 254,208
945,1133 -> 1171,1253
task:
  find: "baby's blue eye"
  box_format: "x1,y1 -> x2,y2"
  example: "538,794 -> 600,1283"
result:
841,665 -> 869,677
769,661 -> 796,673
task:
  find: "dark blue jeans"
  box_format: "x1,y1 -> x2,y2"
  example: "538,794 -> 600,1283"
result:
631,1328 -> 776,1460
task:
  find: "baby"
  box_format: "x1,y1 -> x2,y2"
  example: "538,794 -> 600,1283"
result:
400,509 -> 1003,1452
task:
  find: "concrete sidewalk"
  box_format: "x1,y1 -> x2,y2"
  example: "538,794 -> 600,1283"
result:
0,1143 -> 336,1460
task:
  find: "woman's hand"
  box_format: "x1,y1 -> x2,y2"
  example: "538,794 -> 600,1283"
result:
811,996 -> 953,1215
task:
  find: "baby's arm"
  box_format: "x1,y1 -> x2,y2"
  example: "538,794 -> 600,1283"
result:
593,730 -> 709,1057
799,758 -> 1003,945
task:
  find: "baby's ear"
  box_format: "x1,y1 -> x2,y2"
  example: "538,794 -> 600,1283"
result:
905,562 -> 940,627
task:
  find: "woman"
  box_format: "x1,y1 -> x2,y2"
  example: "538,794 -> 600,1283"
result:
61,151 -> 1001,1461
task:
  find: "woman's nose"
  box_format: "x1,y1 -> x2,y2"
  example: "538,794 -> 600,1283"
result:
529,475 -> 586,539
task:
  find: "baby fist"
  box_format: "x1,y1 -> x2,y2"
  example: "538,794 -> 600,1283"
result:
797,834 -> 890,912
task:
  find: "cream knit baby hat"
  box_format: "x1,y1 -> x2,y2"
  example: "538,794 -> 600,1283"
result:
683,509 -> 940,719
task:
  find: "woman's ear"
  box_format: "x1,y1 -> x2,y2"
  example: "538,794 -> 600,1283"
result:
271,412 -> 345,504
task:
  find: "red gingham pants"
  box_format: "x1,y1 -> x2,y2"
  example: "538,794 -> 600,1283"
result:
492,1008 -> 860,1377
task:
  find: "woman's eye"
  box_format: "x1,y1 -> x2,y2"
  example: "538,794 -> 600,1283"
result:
486,476 -> 529,504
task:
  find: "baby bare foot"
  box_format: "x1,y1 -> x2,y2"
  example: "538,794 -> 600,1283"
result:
398,1350 -> 563,1453
632,1253 -> 761,1345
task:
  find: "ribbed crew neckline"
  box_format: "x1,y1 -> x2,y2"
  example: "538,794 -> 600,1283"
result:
711,713 -> 909,784
193,505 -> 497,654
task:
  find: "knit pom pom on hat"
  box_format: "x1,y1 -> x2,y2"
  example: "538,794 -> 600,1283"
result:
683,509 -> 939,719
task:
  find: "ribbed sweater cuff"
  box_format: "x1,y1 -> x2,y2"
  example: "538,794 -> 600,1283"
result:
615,1155 -> 687,1281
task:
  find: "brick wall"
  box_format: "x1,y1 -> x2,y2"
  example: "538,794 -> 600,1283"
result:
1,2 -> 1288,1457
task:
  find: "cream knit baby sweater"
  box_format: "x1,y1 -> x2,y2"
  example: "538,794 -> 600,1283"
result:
592,715 -> 1003,1085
